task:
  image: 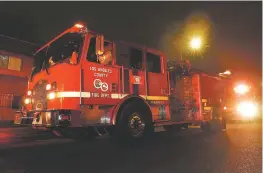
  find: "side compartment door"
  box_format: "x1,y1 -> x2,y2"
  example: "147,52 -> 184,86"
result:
145,51 -> 170,121
115,43 -> 146,97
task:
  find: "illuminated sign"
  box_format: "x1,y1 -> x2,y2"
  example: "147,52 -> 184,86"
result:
131,75 -> 144,85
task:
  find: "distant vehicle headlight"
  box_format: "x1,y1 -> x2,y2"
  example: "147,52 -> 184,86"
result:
236,101 -> 257,118
234,84 -> 250,95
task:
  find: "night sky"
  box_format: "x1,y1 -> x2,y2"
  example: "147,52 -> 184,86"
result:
0,1 -> 262,86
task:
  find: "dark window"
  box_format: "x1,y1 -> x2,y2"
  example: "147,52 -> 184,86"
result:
12,96 -> 22,109
115,43 -> 130,68
31,32 -> 83,79
0,55 -> 22,71
130,48 -> 143,69
47,33 -> 83,65
87,37 -> 112,65
87,37 -> 97,63
146,52 -> 161,73
0,55 -> 9,69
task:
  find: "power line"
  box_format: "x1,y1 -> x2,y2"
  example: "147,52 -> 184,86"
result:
0,33 -> 38,46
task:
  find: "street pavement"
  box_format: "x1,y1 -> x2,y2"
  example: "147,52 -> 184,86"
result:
0,123 -> 261,173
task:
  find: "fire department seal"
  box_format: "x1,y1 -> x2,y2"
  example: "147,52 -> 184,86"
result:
94,79 -> 102,89
133,76 -> 141,84
93,79 -> 109,92
101,82 -> 108,92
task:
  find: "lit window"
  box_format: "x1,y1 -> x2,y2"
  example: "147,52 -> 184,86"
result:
0,55 -> 9,69
8,56 -> 22,71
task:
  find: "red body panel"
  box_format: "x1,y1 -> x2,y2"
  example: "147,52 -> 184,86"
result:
82,61 -> 121,105
27,63 -> 81,111
200,74 -> 225,105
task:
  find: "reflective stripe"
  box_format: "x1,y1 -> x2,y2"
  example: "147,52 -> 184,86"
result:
56,91 -> 168,101
111,94 -> 128,99
146,96 -> 169,101
204,106 -> 212,111
57,92 -> 90,98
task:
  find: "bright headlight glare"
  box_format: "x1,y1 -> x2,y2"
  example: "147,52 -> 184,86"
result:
236,101 -> 257,117
24,98 -> 30,104
47,92 -> 56,100
46,84 -> 52,91
27,90 -> 32,96
234,84 -> 249,95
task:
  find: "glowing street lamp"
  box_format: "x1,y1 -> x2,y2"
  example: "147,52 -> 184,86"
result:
173,36 -> 203,61
190,37 -> 202,50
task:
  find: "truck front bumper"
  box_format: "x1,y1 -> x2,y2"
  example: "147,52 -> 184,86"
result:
31,109 -> 113,128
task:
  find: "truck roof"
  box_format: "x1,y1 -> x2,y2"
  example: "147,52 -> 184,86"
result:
35,24 -> 165,57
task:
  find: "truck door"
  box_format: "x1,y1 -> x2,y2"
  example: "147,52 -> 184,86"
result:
115,43 -> 146,97
145,51 -> 168,99
82,37 -> 121,105
145,50 -> 169,121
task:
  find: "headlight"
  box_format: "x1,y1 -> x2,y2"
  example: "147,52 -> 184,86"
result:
234,84 -> 250,95
46,84 -> 52,91
47,92 -> 56,100
27,90 -> 32,96
24,98 -> 30,104
236,101 -> 257,117
46,82 -> 57,91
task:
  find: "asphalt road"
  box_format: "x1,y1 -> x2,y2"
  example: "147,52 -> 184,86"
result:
0,123 -> 261,173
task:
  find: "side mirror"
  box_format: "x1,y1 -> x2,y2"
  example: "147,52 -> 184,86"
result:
96,34 -> 104,56
70,51 -> 78,65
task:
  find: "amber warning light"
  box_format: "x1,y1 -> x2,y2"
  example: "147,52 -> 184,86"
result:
74,23 -> 84,28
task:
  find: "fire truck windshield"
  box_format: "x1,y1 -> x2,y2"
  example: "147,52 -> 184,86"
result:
30,32 -> 84,79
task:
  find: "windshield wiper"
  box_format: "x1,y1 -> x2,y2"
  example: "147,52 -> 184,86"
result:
43,58 -> 50,75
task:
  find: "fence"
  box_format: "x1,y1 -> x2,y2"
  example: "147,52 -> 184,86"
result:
0,93 -> 21,120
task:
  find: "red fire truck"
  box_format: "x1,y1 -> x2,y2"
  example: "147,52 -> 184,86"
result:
23,23 -> 225,140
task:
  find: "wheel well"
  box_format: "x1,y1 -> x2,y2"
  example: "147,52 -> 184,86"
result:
115,97 -> 152,124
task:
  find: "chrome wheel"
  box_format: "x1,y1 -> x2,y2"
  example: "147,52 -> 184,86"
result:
128,113 -> 145,137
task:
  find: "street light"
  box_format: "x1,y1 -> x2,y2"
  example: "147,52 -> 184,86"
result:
173,36 -> 203,61
190,37 -> 202,50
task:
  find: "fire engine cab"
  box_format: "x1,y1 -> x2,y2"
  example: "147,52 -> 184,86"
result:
23,23 -> 225,140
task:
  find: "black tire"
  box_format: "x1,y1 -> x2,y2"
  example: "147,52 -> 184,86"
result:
182,123 -> 189,130
201,122 -> 211,132
116,101 -> 153,141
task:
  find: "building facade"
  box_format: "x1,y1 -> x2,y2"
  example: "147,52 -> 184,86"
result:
0,35 -> 37,121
